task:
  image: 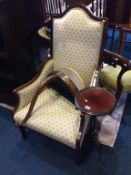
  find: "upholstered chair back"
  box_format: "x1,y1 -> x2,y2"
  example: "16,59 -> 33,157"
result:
53,7 -> 106,86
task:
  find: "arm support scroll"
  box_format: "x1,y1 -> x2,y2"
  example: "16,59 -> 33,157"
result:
17,70 -> 81,126
13,59 -> 54,113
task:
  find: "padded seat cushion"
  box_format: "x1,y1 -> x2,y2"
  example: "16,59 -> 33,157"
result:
14,88 -> 81,148
100,65 -> 131,92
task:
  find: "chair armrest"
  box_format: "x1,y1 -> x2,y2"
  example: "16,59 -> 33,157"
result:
103,49 -> 130,69
102,49 -> 131,98
14,59 -> 54,112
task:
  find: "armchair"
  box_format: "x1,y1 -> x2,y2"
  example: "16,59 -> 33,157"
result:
100,49 -> 131,96
99,50 -> 131,147
13,4 -> 130,165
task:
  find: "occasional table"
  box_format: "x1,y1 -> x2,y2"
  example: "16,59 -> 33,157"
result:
75,87 -> 116,163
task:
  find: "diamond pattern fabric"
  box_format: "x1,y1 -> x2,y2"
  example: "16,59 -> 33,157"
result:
14,88 -> 81,148
53,7 -> 104,86
16,59 -> 54,111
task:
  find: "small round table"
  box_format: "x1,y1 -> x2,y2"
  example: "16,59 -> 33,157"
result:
75,87 -> 116,164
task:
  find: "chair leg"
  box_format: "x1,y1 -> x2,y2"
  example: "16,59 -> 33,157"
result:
75,141 -> 83,165
19,126 -> 28,139
91,117 -> 105,165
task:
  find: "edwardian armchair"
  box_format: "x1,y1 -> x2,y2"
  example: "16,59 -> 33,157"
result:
99,51 -> 131,147
13,4 -> 131,165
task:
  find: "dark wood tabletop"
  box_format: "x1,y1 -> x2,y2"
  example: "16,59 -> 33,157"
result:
75,87 -> 116,116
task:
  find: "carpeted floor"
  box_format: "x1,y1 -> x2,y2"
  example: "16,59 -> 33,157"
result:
0,29 -> 131,175
0,94 -> 131,175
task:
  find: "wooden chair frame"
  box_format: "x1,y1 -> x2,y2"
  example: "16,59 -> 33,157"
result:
13,4 -> 131,165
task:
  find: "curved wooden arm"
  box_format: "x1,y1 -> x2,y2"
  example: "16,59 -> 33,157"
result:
13,58 -> 52,113
17,74 -> 59,126
103,49 -> 130,69
14,58 -> 51,93
17,71 -> 79,126
103,49 -> 131,98
50,71 -> 79,96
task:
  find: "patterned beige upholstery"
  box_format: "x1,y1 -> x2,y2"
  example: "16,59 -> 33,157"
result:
14,7 -> 106,150
53,7 -> 104,86
15,59 -> 54,112
100,65 -> 131,92
14,88 -> 81,148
